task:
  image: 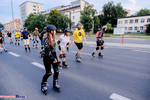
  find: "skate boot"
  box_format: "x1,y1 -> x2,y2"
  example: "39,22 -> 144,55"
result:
53,80 -> 60,92
58,62 -> 62,69
76,56 -> 81,63
62,61 -> 69,68
25,48 -> 27,52
98,52 -> 103,58
0,49 -> 2,54
15,43 -> 17,45
28,47 -> 31,52
92,52 -> 95,58
41,82 -> 48,95
4,49 -> 8,52
18,43 -> 20,46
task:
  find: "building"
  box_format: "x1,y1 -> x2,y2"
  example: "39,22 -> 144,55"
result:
43,0 -> 90,27
3,19 -> 21,31
19,1 -> 43,29
124,9 -> 131,16
117,15 -> 150,33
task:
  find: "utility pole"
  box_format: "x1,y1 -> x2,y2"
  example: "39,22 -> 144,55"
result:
11,0 -> 15,34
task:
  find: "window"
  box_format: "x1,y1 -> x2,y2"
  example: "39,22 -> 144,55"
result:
141,19 -> 145,23
147,18 -> 150,22
130,20 -> 133,23
125,27 -> 127,30
125,20 -> 128,24
135,19 -> 138,23
73,16 -> 75,20
134,27 -> 137,30
72,2 -> 80,7
129,27 -> 132,30
140,26 -> 143,30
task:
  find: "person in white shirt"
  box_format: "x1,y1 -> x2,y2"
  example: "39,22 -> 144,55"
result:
57,28 -> 70,69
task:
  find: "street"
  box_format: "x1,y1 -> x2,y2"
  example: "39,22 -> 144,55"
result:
0,37 -> 150,100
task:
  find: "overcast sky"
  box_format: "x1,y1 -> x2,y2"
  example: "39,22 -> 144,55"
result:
0,0 -> 150,24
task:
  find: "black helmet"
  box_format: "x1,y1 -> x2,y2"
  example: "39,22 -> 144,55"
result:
24,27 -> 27,29
46,25 -> 56,32
64,28 -> 71,33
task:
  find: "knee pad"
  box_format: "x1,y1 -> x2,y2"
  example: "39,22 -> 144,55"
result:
46,72 -> 52,76
37,41 -> 39,43
59,54 -> 63,59
96,47 -> 99,50
41,47 -> 44,49
54,68 -> 59,73
101,46 -> 104,50
18,40 -> 20,41
62,54 -> 66,58
33,41 -> 35,43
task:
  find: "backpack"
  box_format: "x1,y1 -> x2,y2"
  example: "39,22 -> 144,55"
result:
96,31 -> 100,38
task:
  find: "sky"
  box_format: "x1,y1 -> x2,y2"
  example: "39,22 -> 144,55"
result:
0,0 -> 150,24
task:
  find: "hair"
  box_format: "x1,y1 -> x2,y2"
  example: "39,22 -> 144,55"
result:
0,31 -> 2,35
47,30 -> 55,47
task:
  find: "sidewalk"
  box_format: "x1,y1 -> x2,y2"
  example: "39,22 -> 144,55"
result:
86,41 -> 150,50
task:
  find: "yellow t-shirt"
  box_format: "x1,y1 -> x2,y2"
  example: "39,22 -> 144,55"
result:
15,32 -> 21,38
73,29 -> 85,43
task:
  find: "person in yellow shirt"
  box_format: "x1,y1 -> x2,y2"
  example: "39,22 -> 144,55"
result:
15,30 -> 21,46
71,22 -> 86,63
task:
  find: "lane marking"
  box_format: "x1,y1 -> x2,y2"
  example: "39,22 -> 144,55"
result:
88,45 -> 109,48
8,52 -> 20,57
110,93 -> 131,100
31,62 -> 54,73
132,50 -> 150,53
71,51 -> 91,56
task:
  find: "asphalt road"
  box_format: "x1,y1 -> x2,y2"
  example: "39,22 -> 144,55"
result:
0,37 -> 150,100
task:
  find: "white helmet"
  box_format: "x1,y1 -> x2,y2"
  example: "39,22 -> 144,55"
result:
102,25 -> 107,29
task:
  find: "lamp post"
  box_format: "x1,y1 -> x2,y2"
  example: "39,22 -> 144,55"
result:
11,0 -> 15,34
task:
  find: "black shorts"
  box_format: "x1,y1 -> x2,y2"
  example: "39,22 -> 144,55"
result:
97,41 -> 104,46
0,39 -> 3,44
75,42 -> 83,50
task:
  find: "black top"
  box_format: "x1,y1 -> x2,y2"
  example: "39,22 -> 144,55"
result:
7,33 -> 11,37
43,37 -> 56,58
40,31 -> 46,40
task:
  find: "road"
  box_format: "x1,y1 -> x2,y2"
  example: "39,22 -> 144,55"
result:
0,37 -> 150,100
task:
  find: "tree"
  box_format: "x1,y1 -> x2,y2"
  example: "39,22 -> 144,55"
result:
93,16 -> 100,33
136,8 -> 150,16
98,14 -> 106,26
30,13 -> 47,32
146,24 -> 150,35
0,23 -> 3,28
23,13 -> 35,32
80,5 -> 96,34
102,1 -> 127,27
47,9 -> 61,30
106,23 -> 113,33
57,14 -> 72,32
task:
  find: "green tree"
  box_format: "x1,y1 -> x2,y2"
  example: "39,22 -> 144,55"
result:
136,8 -> 150,16
30,13 -> 47,32
80,5 -> 96,34
106,23 -> 113,33
0,23 -> 3,28
102,1 -> 127,27
98,14 -> 106,26
146,24 -> 150,35
47,9 -> 61,30
93,16 -> 100,33
57,14 -> 72,32
23,13 -> 35,32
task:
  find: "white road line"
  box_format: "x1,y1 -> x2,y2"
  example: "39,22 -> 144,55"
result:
132,50 -> 150,53
71,51 -> 91,56
31,62 -> 54,73
110,93 -> 131,100
88,45 -> 109,48
8,52 -> 20,57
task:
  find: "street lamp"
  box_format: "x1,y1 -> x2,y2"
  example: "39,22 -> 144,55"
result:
11,0 -> 15,34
